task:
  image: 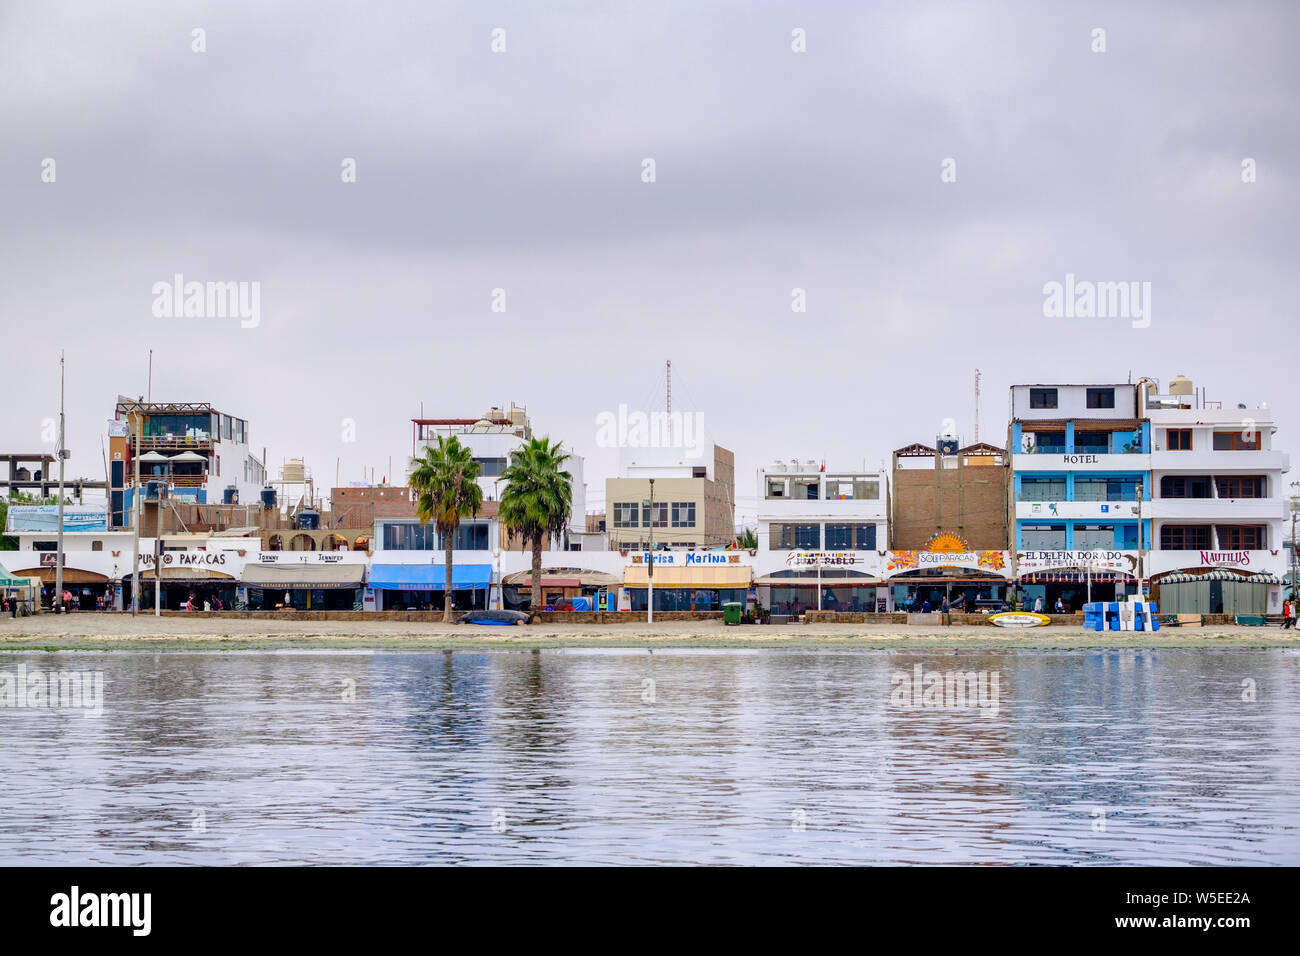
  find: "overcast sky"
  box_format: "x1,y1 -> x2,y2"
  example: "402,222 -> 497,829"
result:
2,1 -> 1296,523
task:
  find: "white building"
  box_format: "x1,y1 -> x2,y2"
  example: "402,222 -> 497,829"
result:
108,399 -> 268,527
753,460 -> 890,616
1141,374 -> 1290,615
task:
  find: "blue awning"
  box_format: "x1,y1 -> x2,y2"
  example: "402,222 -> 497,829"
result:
368,564 -> 492,591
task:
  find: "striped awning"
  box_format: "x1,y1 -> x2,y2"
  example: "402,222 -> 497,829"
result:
623,566 -> 752,588
1157,570 -> 1282,584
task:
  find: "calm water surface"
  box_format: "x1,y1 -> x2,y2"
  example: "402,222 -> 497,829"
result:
2,648 -> 1298,865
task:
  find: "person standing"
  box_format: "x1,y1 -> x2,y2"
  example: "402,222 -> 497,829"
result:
1034,595 -> 1044,614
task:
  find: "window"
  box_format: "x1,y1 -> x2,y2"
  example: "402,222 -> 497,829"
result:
671,502 -> 696,528
1074,431 -> 1109,450
474,458 -> 507,477
765,479 -> 786,499
1215,476 -> 1266,498
1212,432 -> 1260,451
1074,477 -> 1137,501
1086,388 -> 1115,409
1029,388 -> 1058,409
1020,477 -> 1066,501
646,502 -> 667,528
1166,429 -> 1192,450
793,479 -> 819,500
824,524 -> 876,550
381,521 -> 488,550
1160,476 -> 1211,499
33,540 -> 56,551
769,523 -> 821,550
612,503 -> 640,528
692,467 -> 707,478
1160,525 -> 1211,550
221,415 -> 232,440
234,420 -> 245,444
1021,524 -> 1066,549
1217,525 -> 1265,549
1075,524 -> 1116,549
1027,431 -> 1066,454
91,540 -> 103,551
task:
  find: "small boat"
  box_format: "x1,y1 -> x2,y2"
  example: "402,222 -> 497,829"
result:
456,609 -> 531,626
988,612 -> 1052,628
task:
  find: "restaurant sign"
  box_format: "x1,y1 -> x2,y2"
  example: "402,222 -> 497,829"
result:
886,551 -> 1008,575
1016,550 -> 1137,574
629,551 -> 743,566
784,551 -> 873,569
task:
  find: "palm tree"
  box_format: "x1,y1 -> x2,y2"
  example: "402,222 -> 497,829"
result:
499,438 -> 573,612
408,435 -> 483,622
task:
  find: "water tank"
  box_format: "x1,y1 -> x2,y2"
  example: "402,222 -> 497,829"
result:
485,406 -> 505,421
296,509 -> 320,531
261,486 -> 277,510
1169,374 -> 1193,396
282,458 -> 306,482
223,485 -> 238,505
509,405 -> 527,427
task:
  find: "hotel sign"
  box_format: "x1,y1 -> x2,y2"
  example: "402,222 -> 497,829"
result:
257,552 -> 349,564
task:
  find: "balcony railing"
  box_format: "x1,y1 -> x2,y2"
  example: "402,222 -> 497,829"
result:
137,435 -> 214,449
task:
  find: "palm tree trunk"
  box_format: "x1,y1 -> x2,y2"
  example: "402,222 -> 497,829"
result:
530,539 -> 543,612
444,536 -> 455,623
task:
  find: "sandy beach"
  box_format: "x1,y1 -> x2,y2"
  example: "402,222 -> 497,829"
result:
2,613 -> 1299,650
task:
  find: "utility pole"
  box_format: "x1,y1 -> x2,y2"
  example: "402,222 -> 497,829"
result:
646,477 -> 655,624
1135,482 -> 1145,601
974,368 -> 981,443
54,352 -> 67,613
130,398 -> 143,616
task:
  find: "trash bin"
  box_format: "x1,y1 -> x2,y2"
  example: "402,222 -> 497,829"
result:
723,602 -> 743,626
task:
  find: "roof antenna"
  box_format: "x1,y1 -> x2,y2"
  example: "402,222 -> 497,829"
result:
666,359 -> 672,414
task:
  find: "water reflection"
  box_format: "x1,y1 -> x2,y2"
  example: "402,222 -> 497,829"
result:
0,648 -> 1296,865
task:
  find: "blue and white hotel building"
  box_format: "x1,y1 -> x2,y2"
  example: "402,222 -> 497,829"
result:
1009,383 -> 1150,608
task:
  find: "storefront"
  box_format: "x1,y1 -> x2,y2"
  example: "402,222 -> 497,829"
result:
886,546 -> 1012,611
1015,550 -> 1140,611
127,566 -> 238,610
10,565 -> 111,611
368,563 -> 492,611
1152,569 -> 1281,615
0,564 -> 40,615
241,563 -> 366,610
755,569 -> 884,616
502,569 -> 620,611
622,564 -> 752,611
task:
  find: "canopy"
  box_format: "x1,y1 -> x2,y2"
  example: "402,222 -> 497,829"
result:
132,567 -> 233,581
172,451 -> 207,463
137,451 -> 169,462
0,563 -> 39,588
242,564 -> 365,589
368,564 -> 492,591
623,566 -> 751,588
10,567 -> 108,585
1158,570 -> 1282,584
503,569 -> 619,588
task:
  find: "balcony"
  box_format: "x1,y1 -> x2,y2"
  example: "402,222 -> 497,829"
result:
1150,449 -> 1290,473
1145,498 -> 1287,521
137,435 -> 214,450
1016,500 -> 1140,521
